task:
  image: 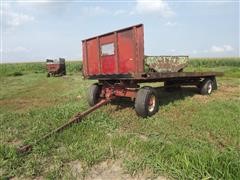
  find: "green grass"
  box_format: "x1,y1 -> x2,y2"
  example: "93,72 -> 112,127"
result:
1,57 -> 239,77
0,58 -> 240,179
0,61 -> 82,77
189,57 -> 240,67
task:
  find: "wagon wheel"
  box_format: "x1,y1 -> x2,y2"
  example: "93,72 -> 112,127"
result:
87,84 -> 102,106
135,87 -> 159,118
199,79 -> 214,95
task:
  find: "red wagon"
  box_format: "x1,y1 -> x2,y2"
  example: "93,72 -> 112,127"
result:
17,24 -> 224,153
82,24 -> 222,117
46,58 -> 66,77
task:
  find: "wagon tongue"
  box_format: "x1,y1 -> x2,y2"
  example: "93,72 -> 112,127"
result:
17,144 -> 33,154
16,98 -> 111,155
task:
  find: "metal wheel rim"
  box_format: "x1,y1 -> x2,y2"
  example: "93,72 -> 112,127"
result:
207,82 -> 212,94
148,95 -> 156,112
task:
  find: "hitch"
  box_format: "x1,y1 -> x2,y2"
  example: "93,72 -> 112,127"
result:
17,98 -> 111,154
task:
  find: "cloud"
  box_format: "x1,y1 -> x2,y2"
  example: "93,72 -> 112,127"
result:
223,45 -> 234,51
114,9 -> 126,16
7,13 -> 34,28
133,0 -> 174,17
165,21 -> 177,26
210,45 -> 234,53
16,0 -> 52,4
192,50 -> 198,54
1,46 -> 30,54
1,3 -> 35,30
81,6 -> 109,16
12,46 -> 30,53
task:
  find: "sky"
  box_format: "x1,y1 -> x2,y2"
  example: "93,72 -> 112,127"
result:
0,0 -> 239,63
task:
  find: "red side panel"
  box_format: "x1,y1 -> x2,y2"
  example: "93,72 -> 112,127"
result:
101,55 -> 115,73
118,29 -> 135,74
86,39 -> 99,75
47,64 -> 60,72
82,24 -> 144,78
100,34 -> 115,74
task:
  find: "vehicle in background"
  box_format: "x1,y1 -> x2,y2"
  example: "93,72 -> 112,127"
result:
46,58 -> 66,77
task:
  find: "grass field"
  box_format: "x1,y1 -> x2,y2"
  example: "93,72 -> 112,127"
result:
0,58 -> 240,179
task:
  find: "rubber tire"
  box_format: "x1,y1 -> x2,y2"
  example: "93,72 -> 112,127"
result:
135,87 -> 159,118
142,86 -> 158,97
87,84 -> 101,106
47,73 -> 50,77
199,79 -> 213,95
212,77 -> 217,90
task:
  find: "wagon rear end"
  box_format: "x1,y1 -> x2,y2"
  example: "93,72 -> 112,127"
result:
46,58 -> 66,77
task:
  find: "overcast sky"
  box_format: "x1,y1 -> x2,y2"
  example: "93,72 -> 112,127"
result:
0,0 -> 239,63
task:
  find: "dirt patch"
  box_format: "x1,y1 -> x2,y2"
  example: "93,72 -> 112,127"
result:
85,160 -> 167,180
68,160 -> 84,179
206,131 -> 227,149
215,85 -> 240,98
10,176 -> 44,180
192,85 -> 240,103
6,138 -> 22,146
0,98 -> 59,112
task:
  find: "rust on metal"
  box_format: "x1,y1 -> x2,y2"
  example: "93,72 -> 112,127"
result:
17,99 -> 111,154
102,84 -> 137,99
82,24 -> 144,76
144,56 -> 189,73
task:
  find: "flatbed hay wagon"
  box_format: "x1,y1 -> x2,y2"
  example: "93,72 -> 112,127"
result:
83,24 -> 222,117
17,24 -> 223,154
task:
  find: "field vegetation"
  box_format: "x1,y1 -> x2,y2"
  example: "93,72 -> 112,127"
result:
0,58 -> 240,179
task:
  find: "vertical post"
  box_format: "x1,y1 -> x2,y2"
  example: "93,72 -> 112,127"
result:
83,40 -> 89,76
140,25 -> 144,73
97,37 -> 101,74
133,27 -> 137,73
114,32 -> 119,73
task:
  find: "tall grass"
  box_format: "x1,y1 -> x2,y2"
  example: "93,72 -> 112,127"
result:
0,62 -> 46,76
66,61 -> 83,73
0,61 -> 83,77
0,58 -> 239,77
189,57 -> 240,67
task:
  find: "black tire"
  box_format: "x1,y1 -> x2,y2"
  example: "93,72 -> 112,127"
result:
135,87 -> 159,118
87,84 -> 101,106
47,73 -> 50,77
212,77 -> 217,90
142,86 -> 158,97
199,79 -> 213,95
63,66 -> 66,75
